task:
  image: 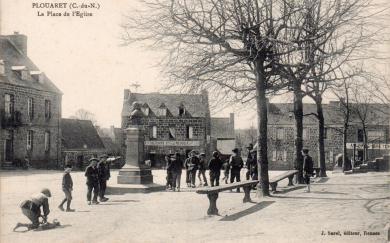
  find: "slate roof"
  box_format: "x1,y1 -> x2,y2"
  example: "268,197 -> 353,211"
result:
0,35 -> 62,94
61,118 -> 105,150
268,102 -> 390,126
100,136 -> 120,153
211,117 -> 235,139
122,92 -> 209,117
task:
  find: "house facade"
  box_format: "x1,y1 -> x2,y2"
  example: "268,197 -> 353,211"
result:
266,102 -> 390,170
121,90 -> 211,167
0,33 -> 62,168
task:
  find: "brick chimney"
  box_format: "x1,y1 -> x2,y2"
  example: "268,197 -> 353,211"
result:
8,32 -> 27,55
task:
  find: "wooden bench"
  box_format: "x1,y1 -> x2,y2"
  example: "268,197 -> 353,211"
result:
269,170 -> 298,192
196,180 -> 259,215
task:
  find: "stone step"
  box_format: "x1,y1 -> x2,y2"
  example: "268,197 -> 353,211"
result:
1,161 -> 16,170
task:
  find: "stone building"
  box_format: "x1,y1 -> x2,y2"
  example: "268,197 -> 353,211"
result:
0,32 -> 62,168
121,90 -> 211,167
61,118 -> 106,169
266,102 -> 390,170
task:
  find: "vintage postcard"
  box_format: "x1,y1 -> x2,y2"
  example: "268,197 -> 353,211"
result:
1,0 -> 389,242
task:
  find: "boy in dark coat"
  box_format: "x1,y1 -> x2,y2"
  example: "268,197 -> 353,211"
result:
171,152 -> 183,191
249,150 -> 258,180
14,188 -> 51,231
58,165 -> 75,212
97,155 -> 110,202
208,151 -> 223,187
85,158 -> 100,204
245,144 -> 254,180
229,148 -> 244,192
165,154 -> 173,190
302,149 -> 314,192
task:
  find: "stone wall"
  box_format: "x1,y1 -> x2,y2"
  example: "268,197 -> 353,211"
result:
0,83 -> 62,168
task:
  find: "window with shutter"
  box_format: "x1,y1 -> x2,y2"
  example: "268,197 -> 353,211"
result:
28,97 -> 34,121
27,130 -> 33,151
169,127 -> 176,139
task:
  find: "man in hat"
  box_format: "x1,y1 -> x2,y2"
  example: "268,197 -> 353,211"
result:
197,153 -> 208,186
171,152 -> 184,191
97,154 -> 110,202
245,143 -> 254,180
85,158 -> 100,204
184,150 -> 200,187
229,148 -> 244,191
165,153 -> 174,190
208,151 -> 223,187
14,188 -> 51,231
302,149 -> 314,192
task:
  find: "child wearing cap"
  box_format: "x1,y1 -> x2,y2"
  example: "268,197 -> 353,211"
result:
58,164 -> 75,212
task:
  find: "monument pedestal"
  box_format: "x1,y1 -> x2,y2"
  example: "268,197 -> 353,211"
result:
117,165 -> 153,184
107,125 -> 164,194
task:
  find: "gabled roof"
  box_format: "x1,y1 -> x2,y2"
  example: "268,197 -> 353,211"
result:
122,92 -> 209,117
0,35 -> 62,94
268,102 -> 390,126
61,118 -> 105,150
211,117 -> 235,139
100,136 -> 120,153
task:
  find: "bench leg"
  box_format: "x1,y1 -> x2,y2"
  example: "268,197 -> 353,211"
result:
270,182 -> 277,192
207,193 -> 219,215
243,186 -> 252,203
288,175 -> 294,186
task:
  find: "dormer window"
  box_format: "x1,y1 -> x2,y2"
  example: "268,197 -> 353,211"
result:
158,103 -> 167,117
30,71 -> 44,83
0,60 -> 5,75
179,104 -> 185,116
12,66 -> 28,80
141,103 -> 150,116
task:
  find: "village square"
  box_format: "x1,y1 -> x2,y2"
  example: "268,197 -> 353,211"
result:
1,0 -> 390,242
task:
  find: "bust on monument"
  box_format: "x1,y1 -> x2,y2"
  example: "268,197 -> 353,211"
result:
130,101 -> 144,119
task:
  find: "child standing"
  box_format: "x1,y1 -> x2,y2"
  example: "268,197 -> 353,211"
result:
222,159 -> 230,184
58,165 -> 75,212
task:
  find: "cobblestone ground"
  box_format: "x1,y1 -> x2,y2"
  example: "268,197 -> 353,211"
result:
1,169 -> 389,243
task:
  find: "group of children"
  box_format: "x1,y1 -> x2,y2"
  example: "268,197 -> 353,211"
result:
13,155 -> 111,231
165,148 -> 246,191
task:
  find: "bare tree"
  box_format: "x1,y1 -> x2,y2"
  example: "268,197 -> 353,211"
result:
331,78 -> 352,171
349,79 -> 389,161
121,0 -> 323,196
121,0 -> 388,191
294,0 -> 388,177
69,109 -> 98,126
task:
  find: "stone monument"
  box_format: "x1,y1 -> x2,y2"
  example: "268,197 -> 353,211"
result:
108,103 -> 165,193
117,126 -> 153,184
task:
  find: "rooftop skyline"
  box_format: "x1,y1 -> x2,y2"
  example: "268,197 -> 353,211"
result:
1,0 -> 389,129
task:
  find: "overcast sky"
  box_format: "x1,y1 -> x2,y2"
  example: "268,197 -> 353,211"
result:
1,0 -> 389,129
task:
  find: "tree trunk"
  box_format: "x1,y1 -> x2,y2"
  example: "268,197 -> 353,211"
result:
342,122 -> 348,171
293,81 -> 304,183
363,126 -> 368,161
254,59 -> 270,197
315,97 -> 327,177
